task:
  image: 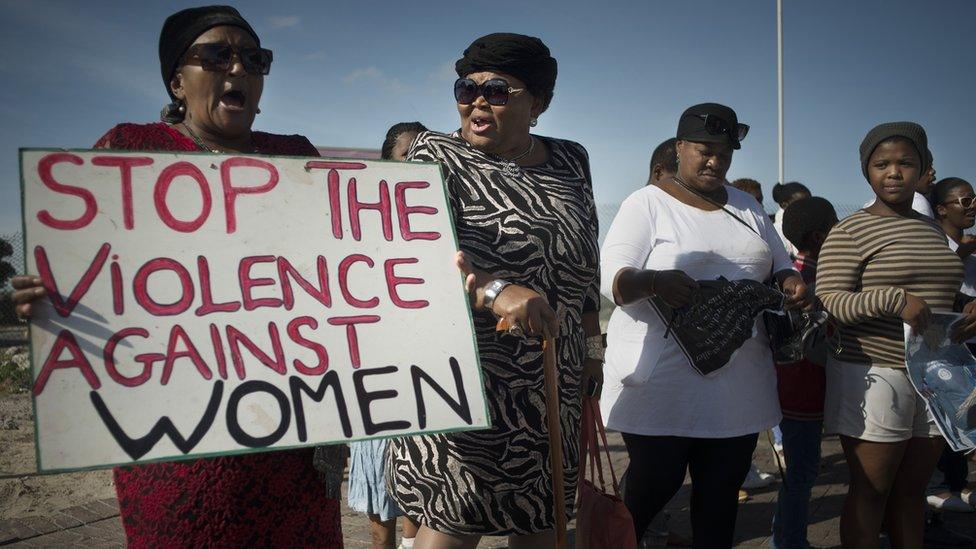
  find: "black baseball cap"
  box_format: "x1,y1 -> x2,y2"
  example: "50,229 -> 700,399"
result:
676,103 -> 748,150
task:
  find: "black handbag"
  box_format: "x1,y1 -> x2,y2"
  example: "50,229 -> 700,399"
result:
762,304 -> 839,365
668,178 -> 841,365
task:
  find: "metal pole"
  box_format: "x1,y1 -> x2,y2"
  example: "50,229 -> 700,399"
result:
777,0 -> 784,185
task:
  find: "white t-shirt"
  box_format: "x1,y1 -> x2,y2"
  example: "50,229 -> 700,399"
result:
599,185 -> 794,438
948,239 -> 976,297
773,207 -> 799,258
862,192 -> 934,218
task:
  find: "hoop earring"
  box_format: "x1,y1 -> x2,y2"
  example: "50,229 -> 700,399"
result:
529,117 -> 538,127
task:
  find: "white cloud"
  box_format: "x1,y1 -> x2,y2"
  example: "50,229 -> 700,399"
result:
342,67 -> 409,94
268,15 -> 300,29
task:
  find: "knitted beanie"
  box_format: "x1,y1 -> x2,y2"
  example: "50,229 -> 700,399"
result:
859,122 -> 930,178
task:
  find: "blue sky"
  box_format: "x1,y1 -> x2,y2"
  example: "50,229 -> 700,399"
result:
2,0 -> 975,236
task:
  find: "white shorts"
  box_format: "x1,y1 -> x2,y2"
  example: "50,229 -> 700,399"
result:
824,357 -> 940,442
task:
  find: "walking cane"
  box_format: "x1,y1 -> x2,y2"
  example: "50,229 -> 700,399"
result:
497,319 -> 568,548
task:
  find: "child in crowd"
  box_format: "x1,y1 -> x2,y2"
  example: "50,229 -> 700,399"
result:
771,196 -> 838,548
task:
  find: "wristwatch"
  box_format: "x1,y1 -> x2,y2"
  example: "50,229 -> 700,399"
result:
483,279 -> 512,312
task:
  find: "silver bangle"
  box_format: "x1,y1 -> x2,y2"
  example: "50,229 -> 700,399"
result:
585,335 -> 605,361
483,279 -> 512,312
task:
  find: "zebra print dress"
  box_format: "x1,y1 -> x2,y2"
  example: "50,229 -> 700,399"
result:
387,131 -> 600,536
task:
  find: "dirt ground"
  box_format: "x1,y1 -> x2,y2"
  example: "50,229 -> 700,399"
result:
0,392 -> 115,520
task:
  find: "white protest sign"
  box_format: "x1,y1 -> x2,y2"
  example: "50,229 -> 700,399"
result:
20,149 -> 487,472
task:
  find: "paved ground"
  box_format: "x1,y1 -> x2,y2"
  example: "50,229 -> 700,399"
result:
1,433 -> 974,547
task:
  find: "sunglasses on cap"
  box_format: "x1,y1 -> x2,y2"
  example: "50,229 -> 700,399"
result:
454,77 -> 525,106
182,43 -> 273,75
688,113 -> 750,142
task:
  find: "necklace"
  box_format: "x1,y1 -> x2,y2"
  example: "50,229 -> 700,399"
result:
180,123 -> 256,154
496,137 -> 535,177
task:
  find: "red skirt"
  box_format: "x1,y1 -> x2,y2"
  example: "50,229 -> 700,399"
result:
114,449 -> 342,547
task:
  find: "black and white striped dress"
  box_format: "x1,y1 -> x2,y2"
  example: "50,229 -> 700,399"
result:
387,131 -> 600,535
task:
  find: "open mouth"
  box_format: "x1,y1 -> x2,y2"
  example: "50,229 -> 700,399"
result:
219,90 -> 247,112
470,116 -> 493,134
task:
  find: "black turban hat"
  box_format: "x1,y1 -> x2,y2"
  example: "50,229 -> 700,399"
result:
455,33 -> 557,111
159,5 -> 260,101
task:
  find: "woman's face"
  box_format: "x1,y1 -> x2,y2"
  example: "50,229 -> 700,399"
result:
170,26 -> 264,140
391,131 -> 419,161
937,183 -> 976,230
866,138 -> 920,206
457,71 -> 542,155
676,140 -> 732,192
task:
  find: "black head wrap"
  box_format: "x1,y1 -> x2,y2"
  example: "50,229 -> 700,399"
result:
159,5 -> 260,101
455,33 -> 557,112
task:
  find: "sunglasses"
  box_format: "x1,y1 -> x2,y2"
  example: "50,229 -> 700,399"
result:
688,113 -> 750,142
454,78 -> 525,106
182,43 -> 273,75
944,196 -> 976,209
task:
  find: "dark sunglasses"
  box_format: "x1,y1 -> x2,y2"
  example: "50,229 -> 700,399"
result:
944,196 -> 976,209
689,113 -> 750,142
454,77 -> 525,106
182,43 -> 273,75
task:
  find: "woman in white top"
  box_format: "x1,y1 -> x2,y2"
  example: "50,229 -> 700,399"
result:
600,103 -> 810,547
933,177 -> 976,296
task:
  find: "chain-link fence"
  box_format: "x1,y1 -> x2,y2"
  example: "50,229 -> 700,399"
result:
0,231 -> 25,345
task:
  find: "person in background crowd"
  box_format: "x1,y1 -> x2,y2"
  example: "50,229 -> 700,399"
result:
772,182 -> 811,258
817,122 -> 975,548
731,178 -> 764,206
10,6 -> 344,546
381,122 -> 428,163
601,102 -> 811,548
646,137 -> 678,186
863,150 -> 936,218
772,196 -> 838,549
347,122 -> 428,549
386,33 -> 602,548
926,177 -> 976,515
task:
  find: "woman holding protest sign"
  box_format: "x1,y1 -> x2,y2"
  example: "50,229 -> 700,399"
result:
10,5 -> 342,546
599,103 -> 811,547
816,122 -> 973,547
385,33 -> 602,548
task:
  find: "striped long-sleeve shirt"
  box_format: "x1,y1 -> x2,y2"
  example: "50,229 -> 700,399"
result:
816,210 -> 962,368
